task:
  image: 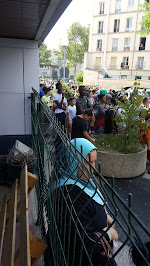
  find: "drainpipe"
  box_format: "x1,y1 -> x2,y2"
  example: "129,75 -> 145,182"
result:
103,0 -> 110,76
131,0 -> 140,79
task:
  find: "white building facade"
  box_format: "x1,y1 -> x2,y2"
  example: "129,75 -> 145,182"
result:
84,0 -> 150,88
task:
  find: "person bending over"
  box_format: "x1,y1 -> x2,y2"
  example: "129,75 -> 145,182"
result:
51,138 -> 118,266
71,109 -> 95,143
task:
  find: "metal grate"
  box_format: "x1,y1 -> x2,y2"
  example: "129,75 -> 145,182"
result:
31,88 -> 150,266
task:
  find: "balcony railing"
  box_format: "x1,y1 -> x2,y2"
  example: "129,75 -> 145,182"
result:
139,45 -> 145,51
115,8 -> 121,13
96,47 -> 102,52
136,64 -> 144,70
124,46 -> 130,51
99,10 -> 104,14
112,47 -> 118,52
126,28 -> 132,32
121,64 -> 129,70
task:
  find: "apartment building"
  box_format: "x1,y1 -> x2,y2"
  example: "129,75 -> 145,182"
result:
84,0 -> 150,87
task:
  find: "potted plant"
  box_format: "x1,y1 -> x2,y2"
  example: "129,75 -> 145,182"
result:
95,82 -> 148,178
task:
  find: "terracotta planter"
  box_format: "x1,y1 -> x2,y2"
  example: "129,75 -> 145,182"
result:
96,144 -> 147,178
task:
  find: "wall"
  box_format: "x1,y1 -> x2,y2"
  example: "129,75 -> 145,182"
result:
0,38 -> 39,154
84,68 -> 150,89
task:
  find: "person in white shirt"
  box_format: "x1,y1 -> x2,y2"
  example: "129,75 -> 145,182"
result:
67,97 -> 76,134
52,82 -> 67,126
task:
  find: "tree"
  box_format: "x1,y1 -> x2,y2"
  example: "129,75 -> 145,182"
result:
39,43 -> 52,67
75,71 -> 83,83
137,1 -> 150,35
54,22 -> 89,75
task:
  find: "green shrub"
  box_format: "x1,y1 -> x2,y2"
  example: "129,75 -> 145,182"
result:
62,83 -> 74,103
95,134 -> 143,154
75,71 -> 83,83
96,82 -> 148,154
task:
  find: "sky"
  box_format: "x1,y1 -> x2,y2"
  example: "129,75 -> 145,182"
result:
45,0 -> 92,50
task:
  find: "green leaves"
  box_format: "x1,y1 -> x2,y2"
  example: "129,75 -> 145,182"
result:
75,71 -> 83,83
136,2 -> 150,35
39,43 -> 52,67
114,87 -> 148,153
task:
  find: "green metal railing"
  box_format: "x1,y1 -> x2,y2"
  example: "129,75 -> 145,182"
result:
31,88 -> 150,266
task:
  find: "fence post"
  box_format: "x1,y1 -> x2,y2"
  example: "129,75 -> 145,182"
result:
31,93 -> 37,153
37,103 -> 44,167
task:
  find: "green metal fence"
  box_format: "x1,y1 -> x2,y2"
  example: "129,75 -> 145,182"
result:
31,88 -> 150,266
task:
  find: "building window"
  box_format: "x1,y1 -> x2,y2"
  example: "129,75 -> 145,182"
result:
121,57 -> 129,69
97,40 -> 102,51
141,17 -> 145,31
129,0 -> 134,6
126,18 -> 133,32
98,21 -> 103,33
139,37 -> 146,50
95,57 -> 101,70
110,57 -> 117,69
121,75 -> 128,79
100,2 -> 104,14
114,19 -> 120,32
137,57 -> 144,69
124,38 -> 130,51
112,39 -> 118,51
115,0 -> 121,13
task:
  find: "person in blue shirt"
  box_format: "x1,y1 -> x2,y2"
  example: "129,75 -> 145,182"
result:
39,84 -> 44,99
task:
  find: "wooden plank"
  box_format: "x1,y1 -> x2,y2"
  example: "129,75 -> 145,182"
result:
14,248 -> 19,266
19,165 -> 31,266
29,232 -> 47,266
7,171 -> 38,219
4,179 -> 18,266
0,194 -> 8,265
27,172 -> 38,194
14,232 -> 47,266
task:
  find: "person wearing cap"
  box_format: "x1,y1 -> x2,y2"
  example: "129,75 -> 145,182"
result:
93,93 -> 107,134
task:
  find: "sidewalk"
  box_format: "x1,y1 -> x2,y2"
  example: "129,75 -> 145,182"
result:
106,166 -> 150,266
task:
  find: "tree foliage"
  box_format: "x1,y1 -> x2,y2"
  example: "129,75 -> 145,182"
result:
75,71 -> 83,83
137,1 -> 150,35
54,22 -> 89,74
39,43 -> 52,67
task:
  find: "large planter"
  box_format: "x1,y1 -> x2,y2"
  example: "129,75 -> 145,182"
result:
96,144 -> 147,178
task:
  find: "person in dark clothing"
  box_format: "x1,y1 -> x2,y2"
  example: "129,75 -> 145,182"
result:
71,109 -> 95,143
94,93 -> 107,134
51,139 -> 118,266
76,85 -> 91,115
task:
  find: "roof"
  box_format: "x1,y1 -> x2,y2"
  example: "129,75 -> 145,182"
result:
0,0 -> 72,46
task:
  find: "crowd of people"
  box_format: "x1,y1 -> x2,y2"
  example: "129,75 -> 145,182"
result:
39,81 -> 150,151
